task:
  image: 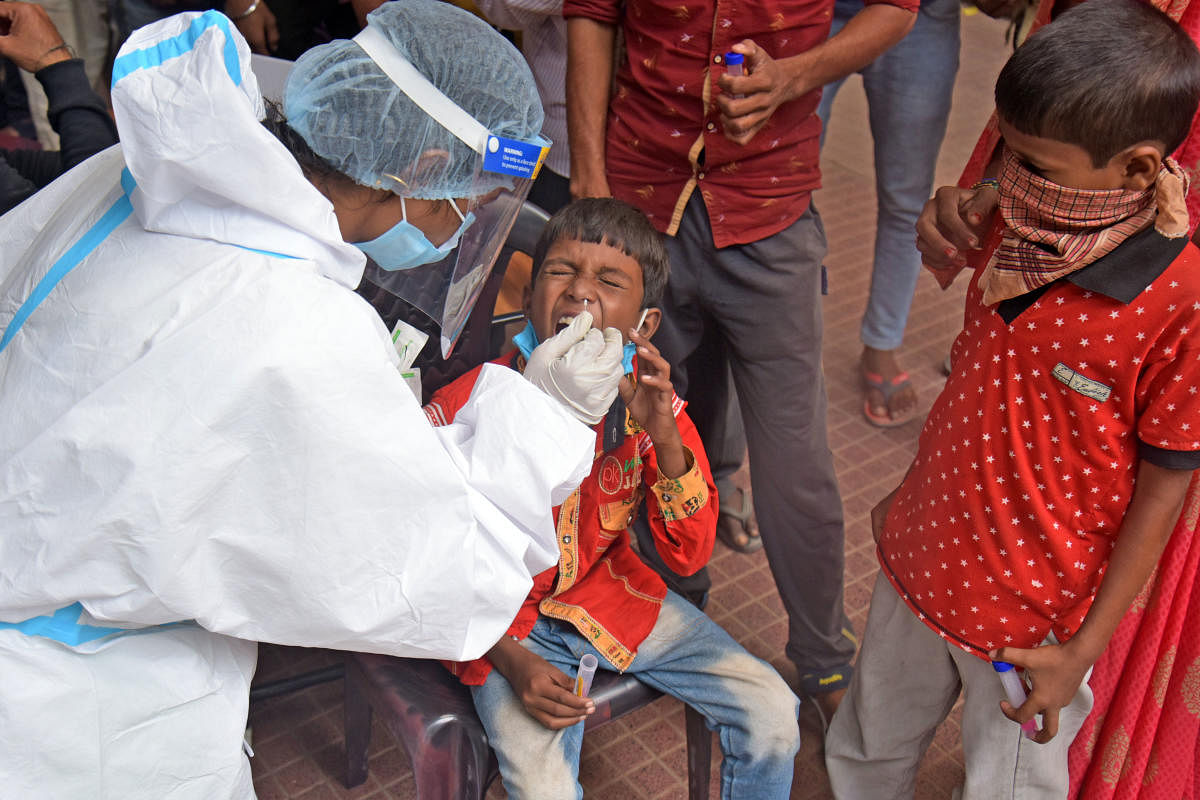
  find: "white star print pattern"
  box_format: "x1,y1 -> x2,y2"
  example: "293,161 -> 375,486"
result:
878,250 -> 1200,657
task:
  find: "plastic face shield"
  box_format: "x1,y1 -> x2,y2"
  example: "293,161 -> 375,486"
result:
353,25 -> 549,357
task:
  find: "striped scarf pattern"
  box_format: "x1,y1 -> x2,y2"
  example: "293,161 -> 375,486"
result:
980,149 -> 1189,305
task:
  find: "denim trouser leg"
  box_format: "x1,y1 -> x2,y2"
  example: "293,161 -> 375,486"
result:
632,593 -> 801,799
817,0 -> 961,351
471,632 -> 587,800
472,593 -> 800,800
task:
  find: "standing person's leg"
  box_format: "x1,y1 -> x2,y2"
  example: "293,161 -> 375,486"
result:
709,200 -> 857,712
662,194 -> 757,554
856,0 -> 961,425
630,591 -> 800,800
826,573 -> 962,799
814,0 -> 857,143
631,191 -> 715,601
470,618 -> 590,800
676,332 -> 760,553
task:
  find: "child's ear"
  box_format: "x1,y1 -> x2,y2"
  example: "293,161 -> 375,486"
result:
637,307 -> 662,339
1118,144 -> 1164,191
521,284 -> 532,320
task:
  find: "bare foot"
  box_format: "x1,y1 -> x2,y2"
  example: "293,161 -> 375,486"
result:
861,346 -> 918,425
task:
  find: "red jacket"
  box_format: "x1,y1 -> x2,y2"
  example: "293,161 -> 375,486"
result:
425,352 -> 717,684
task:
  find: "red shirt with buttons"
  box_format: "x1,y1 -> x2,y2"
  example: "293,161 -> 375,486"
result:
425,353 -> 717,685
879,228 -> 1200,659
562,0 -> 918,248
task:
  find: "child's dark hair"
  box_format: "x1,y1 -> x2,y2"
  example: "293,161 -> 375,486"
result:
995,0 -> 1200,166
531,198 -> 670,308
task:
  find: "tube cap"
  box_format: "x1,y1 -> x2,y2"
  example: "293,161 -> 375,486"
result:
725,52 -> 745,65
992,661 -> 1015,673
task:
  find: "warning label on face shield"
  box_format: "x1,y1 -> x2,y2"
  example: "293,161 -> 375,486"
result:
483,135 -> 549,180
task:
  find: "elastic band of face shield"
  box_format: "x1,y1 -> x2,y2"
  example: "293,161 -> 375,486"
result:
352,25 -> 550,192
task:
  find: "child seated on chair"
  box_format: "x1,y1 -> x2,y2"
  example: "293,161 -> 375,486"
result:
424,198 -> 801,799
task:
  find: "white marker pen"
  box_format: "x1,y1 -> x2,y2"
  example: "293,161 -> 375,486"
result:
992,661 -> 1039,739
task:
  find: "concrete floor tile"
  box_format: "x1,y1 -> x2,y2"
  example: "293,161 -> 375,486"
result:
274,752 -> 327,796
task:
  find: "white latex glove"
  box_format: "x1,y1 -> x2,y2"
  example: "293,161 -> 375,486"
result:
523,311 -> 625,426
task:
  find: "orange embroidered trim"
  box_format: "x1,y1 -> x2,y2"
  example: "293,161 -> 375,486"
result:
600,556 -> 665,603
538,597 -> 636,671
553,489 -> 582,594
650,447 -> 708,521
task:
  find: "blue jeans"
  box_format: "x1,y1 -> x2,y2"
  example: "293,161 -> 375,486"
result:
472,591 -> 800,800
816,0 -> 961,351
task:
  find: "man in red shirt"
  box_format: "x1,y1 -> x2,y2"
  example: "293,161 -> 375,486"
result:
564,0 -> 918,720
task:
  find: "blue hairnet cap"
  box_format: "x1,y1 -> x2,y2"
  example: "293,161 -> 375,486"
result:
283,0 -> 544,199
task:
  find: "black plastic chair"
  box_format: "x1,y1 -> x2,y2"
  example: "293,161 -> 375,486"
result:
343,649 -> 713,800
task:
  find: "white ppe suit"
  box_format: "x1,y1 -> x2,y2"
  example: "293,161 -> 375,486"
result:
0,12 -> 593,799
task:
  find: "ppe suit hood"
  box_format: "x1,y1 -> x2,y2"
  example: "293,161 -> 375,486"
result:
0,12 -> 596,799
111,11 -> 365,289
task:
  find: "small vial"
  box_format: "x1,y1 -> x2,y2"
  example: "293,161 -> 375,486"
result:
725,52 -> 745,99
992,661 -> 1039,739
575,653 -> 598,697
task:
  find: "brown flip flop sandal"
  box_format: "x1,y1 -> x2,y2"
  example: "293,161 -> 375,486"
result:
715,477 -> 763,553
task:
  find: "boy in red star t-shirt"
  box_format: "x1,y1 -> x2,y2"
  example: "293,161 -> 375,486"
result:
424,198 -> 800,799
825,2 -> 1200,797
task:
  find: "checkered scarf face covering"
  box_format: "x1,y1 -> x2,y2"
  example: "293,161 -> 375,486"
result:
980,149 -> 1189,305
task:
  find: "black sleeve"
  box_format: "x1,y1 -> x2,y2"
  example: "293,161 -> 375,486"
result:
37,58 -> 117,179
1139,440 -> 1200,470
0,154 -> 39,215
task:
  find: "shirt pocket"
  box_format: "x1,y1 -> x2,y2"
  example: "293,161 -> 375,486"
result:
598,488 -> 644,539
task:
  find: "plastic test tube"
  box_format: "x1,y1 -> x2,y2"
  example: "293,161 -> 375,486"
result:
575,654 -> 598,697
992,661 -> 1039,739
725,52 -> 745,99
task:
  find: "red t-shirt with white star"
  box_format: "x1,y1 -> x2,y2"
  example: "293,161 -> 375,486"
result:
879,231 -> 1200,659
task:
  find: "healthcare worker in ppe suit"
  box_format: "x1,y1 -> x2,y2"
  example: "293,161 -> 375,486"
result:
0,3 -> 627,798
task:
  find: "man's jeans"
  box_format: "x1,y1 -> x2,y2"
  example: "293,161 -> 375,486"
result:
817,0 -> 961,352
472,591 -> 800,800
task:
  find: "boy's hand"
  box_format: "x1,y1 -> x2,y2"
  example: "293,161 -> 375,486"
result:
491,642 -> 594,730
915,184 -> 998,288
619,329 -> 675,435
619,329 -> 687,477
988,642 -> 1093,744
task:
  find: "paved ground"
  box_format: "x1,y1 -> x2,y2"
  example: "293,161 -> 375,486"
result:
247,10 -> 1016,799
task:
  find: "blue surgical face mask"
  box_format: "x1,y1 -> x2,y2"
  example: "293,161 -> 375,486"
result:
513,320 -> 637,373
354,197 -> 474,271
